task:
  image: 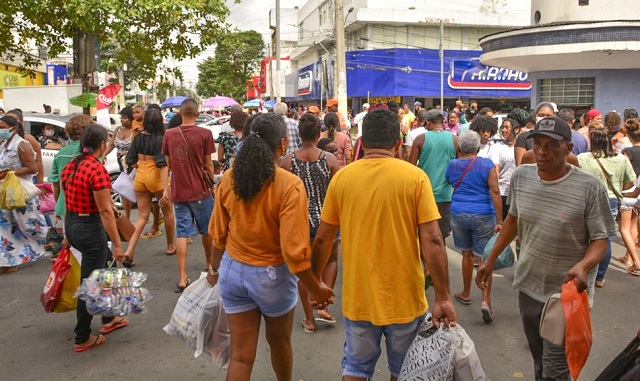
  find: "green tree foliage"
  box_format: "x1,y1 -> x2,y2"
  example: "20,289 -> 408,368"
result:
0,0 -> 235,84
196,30 -> 264,100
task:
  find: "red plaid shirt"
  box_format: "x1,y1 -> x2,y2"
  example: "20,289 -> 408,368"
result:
61,156 -> 111,214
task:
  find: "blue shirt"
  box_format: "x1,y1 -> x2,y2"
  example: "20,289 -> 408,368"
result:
571,131 -> 589,155
446,157 -> 496,215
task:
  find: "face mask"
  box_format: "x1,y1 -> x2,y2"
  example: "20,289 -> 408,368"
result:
536,116 -> 543,123
44,129 -> 54,137
0,129 -> 11,140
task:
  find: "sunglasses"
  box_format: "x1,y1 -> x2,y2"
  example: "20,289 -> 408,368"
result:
327,148 -> 338,153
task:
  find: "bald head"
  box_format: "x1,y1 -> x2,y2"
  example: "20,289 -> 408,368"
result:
229,104 -> 243,113
180,98 -> 199,117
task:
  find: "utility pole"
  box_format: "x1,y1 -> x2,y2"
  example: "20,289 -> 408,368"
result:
439,19 -> 444,109
118,64 -> 125,111
275,0 -> 281,102
334,0 -> 348,118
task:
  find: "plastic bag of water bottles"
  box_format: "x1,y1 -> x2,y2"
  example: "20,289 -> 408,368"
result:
75,268 -> 151,317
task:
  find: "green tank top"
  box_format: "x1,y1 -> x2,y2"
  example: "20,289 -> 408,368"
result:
417,130 -> 456,202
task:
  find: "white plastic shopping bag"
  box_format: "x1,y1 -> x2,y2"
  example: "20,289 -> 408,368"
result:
398,314 -> 460,381
112,169 -> 137,203
163,275 -> 222,358
204,294 -> 230,369
451,325 -> 486,381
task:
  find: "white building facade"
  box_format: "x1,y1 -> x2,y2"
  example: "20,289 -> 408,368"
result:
285,0 -> 533,111
480,0 -> 640,114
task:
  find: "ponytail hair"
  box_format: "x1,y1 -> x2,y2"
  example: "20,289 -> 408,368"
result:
324,112 -> 339,141
232,113 -> 287,200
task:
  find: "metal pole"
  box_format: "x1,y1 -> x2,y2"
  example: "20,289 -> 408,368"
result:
439,19 -> 444,109
118,65 -> 125,111
275,0 -> 281,102
335,0 -> 347,117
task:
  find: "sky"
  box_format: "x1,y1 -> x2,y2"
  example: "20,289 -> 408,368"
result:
179,0 -> 301,87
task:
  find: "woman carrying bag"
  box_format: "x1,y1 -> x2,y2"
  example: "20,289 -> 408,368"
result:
0,115 -> 47,274
61,124 -> 128,352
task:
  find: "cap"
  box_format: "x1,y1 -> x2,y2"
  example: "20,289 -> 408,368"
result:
308,106 -> 320,114
327,99 -> 338,108
414,101 -> 422,106
425,109 -> 445,121
362,103 -> 370,110
527,116 -> 572,141
549,102 -> 559,113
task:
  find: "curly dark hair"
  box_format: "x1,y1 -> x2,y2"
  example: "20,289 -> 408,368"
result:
362,110 -> 399,149
324,112 -> 339,141
469,115 -> 498,136
242,113 -> 260,138
232,113 -> 286,200
507,107 -> 530,128
230,110 -> 248,131
299,113 -> 321,141
604,111 -> 621,131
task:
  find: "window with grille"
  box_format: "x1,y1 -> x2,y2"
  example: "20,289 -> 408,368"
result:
539,78 -> 595,106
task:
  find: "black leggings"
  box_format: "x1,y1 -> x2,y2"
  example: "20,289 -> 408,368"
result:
65,212 -> 115,344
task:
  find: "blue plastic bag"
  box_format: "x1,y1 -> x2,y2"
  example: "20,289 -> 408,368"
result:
482,234 -> 515,271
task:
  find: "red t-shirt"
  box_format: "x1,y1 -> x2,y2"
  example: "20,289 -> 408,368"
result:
162,125 -> 216,203
61,156 -> 111,214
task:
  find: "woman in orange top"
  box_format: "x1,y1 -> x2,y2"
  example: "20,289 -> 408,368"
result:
208,113 -> 333,381
322,112 -> 351,168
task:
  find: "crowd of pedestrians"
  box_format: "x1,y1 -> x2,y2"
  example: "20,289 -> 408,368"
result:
1,96 -> 639,379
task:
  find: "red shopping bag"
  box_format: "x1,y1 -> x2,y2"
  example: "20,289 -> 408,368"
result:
561,280 -> 592,380
41,248 -> 72,313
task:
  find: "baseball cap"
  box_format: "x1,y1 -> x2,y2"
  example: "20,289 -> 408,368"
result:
362,103 -> 370,110
425,109 -> 445,121
308,106 -> 320,114
327,99 -> 338,108
527,116 -> 572,141
414,101 -> 422,107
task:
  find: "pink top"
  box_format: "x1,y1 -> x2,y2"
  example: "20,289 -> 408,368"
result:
334,132 -> 352,168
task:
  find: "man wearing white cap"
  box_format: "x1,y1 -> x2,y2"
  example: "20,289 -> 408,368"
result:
353,103 -> 370,138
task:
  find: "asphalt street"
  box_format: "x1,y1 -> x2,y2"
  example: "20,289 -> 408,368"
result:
0,215 -> 639,381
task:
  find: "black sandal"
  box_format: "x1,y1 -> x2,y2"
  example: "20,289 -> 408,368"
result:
122,257 -> 136,268
175,279 -> 190,293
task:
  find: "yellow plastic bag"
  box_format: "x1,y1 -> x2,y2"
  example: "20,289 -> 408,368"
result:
0,171 -> 26,209
54,252 -> 80,313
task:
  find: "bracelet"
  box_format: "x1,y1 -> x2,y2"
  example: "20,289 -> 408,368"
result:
208,266 -> 219,276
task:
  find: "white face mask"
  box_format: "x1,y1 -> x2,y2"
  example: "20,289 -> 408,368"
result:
536,116 -> 544,123
44,129 -> 54,138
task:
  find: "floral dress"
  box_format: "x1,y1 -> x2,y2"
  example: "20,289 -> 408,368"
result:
216,132 -> 240,171
0,136 -> 47,267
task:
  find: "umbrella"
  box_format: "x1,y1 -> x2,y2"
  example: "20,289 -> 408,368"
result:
203,96 -> 239,108
161,96 -> 189,108
243,99 -> 274,108
69,93 -> 97,108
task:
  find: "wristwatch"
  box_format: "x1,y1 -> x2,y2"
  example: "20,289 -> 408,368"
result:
208,266 -> 219,276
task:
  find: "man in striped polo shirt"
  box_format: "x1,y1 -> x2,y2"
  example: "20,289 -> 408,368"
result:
477,116 -> 616,380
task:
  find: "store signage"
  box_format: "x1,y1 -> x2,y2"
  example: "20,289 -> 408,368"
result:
448,58 -> 531,91
297,70 -> 313,96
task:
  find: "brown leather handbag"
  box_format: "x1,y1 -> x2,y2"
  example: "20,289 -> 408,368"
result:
113,206 -> 134,242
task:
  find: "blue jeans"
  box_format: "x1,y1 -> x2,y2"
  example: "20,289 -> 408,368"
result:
173,195 -> 213,238
451,213 -> 495,256
597,198 -> 619,281
342,314 -> 425,379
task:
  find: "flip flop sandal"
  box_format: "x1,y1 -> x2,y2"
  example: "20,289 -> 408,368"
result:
74,335 -> 105,353
100,318 -> 128,335
140,231 -> 162,239
175,279 -> 191,293
615,256 -> 633,267
315,314 -> 336,324
122,258 -> 136,268
0,266 -> 18,275
481,304 -> 495,324
454,293 -> 472,305
626,267 -> 640,276
302,320 -> 315,333
165,250 -> 176,256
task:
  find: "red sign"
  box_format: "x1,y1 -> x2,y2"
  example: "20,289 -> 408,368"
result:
97,84 -> 121,110
246,76 -> 261,98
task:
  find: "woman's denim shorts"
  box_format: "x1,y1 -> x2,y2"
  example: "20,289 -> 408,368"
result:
217,252 -> 299,317
451,213 -> 495,256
